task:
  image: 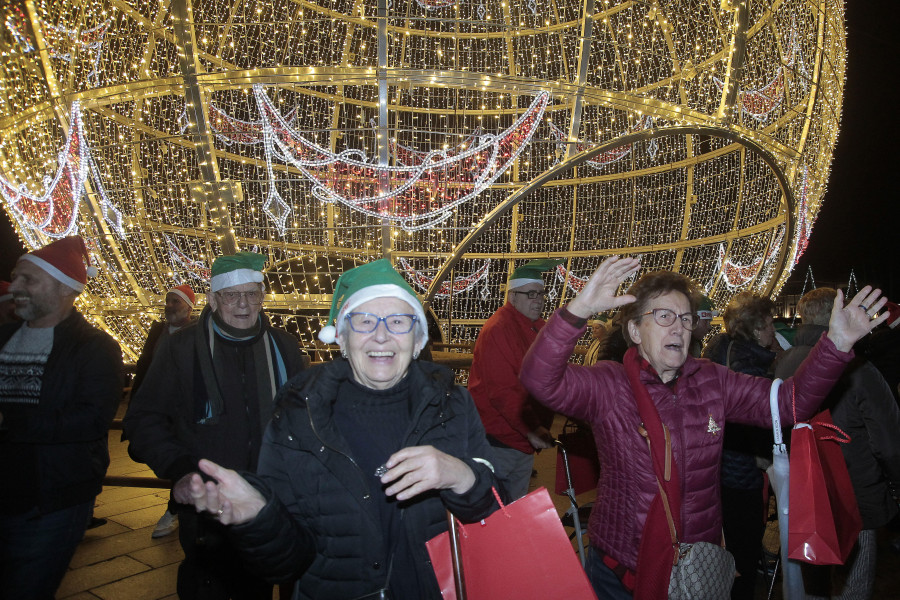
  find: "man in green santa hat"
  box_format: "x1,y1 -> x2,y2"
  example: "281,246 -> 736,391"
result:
124,251 -> 306,600
469,258 -> 563,499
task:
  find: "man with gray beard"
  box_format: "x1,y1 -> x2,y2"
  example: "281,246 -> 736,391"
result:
0,236 -> 122,600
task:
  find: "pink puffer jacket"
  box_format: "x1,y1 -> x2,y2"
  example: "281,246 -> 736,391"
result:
520,310 -> 852,570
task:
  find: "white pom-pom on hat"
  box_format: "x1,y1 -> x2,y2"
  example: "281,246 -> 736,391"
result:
318,325 -> 337,344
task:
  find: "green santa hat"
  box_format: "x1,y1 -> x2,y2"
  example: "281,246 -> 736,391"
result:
696,295 -> 719,320
317,258 -> 428,350
508,258 -> 565,290
210,251 -> 266,292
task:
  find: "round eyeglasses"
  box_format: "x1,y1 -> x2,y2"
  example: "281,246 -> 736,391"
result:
216,290 -> 263,305
345,312 -> 417,334
511,290 -> 548,300
641,308 -> 699,331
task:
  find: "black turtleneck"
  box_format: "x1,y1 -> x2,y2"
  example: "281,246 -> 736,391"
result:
332,373 -> 424,598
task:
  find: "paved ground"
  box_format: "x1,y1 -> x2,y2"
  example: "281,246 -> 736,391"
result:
57,411 -> 900,599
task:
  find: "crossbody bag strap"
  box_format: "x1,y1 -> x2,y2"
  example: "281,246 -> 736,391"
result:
639,425 -> 679,555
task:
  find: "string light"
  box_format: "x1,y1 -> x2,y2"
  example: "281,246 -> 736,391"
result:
0,0 -> 846,361
399,257 -> 492,299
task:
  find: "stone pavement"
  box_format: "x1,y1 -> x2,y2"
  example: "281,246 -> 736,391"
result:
57,424 -> 179,600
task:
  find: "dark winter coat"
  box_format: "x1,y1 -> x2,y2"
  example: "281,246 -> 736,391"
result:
0,311 -> 122,514
776,324 -> 900,529
123,308 -> 305,483
703,333 -> 776,488
230,358 -> 501,600
520,309 -> 853,571
130,317 -> 196,395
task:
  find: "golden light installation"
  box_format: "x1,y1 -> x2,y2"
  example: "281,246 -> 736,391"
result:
0,0 -> 846,360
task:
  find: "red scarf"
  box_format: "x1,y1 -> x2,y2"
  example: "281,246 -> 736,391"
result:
624,347 -> 682,600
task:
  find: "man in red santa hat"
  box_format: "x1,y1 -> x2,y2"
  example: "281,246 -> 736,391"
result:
0,236 -> 123,599
130,283 -> 197,540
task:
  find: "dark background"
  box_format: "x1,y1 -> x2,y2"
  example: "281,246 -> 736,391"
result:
2,2 -> 897,299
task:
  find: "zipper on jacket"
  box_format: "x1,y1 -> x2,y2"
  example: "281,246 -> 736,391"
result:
303,394 -> 374,499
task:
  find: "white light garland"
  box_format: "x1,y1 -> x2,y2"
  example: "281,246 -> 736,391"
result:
39,18 -> 110,87
166,235 -> 211,283
255,85 -> 550,232
0,101 -> 124,246
399,257 -> 491,298
548,116 -> 655,170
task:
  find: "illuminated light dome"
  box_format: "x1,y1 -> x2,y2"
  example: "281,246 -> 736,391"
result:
0,0 -> 846,358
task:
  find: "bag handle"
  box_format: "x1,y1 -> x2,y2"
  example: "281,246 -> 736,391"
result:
769,378 -> 784,448
447,509 -> 467,600
453,487 -> 509,537
789,382 -> 852,444
810,420 -> 853,444
444,486 -> 508,600
791,378 -> 798,424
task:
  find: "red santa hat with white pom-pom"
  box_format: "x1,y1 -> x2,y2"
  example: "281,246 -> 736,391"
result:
19,236 -> 98,293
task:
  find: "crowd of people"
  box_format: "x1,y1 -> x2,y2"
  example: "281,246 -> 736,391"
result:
1,236 -> 898,600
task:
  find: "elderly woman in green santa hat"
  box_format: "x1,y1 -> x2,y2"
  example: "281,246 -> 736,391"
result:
177,259 -> 502,600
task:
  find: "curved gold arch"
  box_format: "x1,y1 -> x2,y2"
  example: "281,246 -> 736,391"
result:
424,124 -> 795,304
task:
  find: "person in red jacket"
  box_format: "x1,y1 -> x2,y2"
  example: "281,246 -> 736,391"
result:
520,256 -> 888,600
468,259 -> 562,499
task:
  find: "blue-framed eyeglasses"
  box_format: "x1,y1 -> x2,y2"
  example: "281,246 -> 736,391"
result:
345,312 -> 418,334
641,308 -> 699,331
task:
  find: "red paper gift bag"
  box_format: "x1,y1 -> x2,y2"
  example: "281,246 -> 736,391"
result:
426,487 -> 596,600
787,410 -> 862,565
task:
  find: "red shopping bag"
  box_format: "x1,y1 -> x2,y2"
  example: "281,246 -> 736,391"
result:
787,410 -> 862,565
426,487 -> 596,600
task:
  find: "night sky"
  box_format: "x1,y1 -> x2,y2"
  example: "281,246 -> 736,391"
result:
2,3 -> 897,300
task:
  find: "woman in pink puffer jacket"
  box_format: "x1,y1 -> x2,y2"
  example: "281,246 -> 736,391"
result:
520,257 -> 888,600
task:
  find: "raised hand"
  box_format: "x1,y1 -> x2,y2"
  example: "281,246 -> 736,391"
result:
827,286 -> 889,352
178,459 -> 267,525
380,445 -> 476,501
567,256 -> 641,319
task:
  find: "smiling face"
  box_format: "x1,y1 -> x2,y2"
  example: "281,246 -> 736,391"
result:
207,282 -> 263,329
627,290 -> 692,383
8,260 -> 76,328
338,296 -> 419,390
507,282 -> 546,321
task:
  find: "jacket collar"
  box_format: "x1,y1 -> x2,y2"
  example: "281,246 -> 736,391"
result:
636,351 -> 702,385
2,308 -> 86,340
295,359 -> 457,434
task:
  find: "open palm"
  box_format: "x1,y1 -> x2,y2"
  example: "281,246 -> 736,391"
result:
568,256 -> 641,318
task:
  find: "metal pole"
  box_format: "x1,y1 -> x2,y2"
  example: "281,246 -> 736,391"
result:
447,510 -> 467,600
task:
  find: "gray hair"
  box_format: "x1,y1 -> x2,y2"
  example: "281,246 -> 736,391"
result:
797,287 -> 836,326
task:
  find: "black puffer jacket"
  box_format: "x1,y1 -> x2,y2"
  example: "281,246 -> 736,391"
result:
231,358 -> 501,600
703,333 -> 776,483
776,324 -> 900,529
